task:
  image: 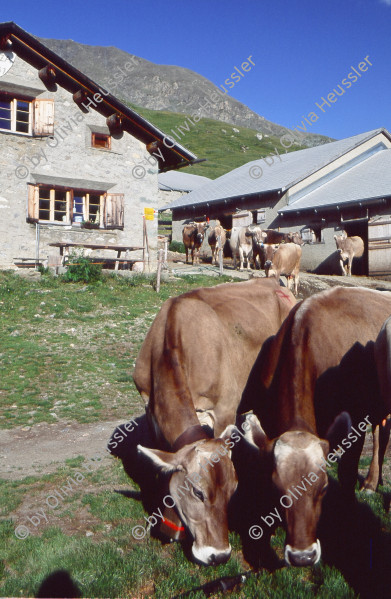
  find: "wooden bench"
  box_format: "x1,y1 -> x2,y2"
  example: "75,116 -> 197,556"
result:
14,258 -> 44,269
65,257 -> 137,270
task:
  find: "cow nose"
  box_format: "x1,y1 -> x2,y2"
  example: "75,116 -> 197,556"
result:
208,548 -> 231,565
192,544 -> 231,565
285,540 -> 321,567
265,260 -> 272,268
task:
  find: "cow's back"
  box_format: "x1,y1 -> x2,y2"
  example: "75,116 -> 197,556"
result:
134,277 -> 296,440
249,286 -> 391,437
272,243 -> 301,275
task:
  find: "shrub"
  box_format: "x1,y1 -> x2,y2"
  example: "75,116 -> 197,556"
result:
62,251 -> 102,283
169,240 -> 186,254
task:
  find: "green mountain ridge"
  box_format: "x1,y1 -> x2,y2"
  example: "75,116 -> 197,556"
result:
126,102 -> 329,179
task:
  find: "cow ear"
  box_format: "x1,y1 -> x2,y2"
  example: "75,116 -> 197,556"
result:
241,413 -> 270,452
137,445 -> 184,474
325,411 -> 352,451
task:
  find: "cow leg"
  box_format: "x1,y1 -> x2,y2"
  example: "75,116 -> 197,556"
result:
340,259 -> 346,276
378,417 -> 391,484
191,247 -> 194,265
361,425 -> 380,492
239,247 -> 244,271
293,272 -> 299,296
363,418 -> 391,490
246,251 -> 252,272
347,257 -> 352,276
185,247 -> 189,264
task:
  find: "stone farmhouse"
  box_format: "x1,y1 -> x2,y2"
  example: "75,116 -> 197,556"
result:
166,128 -> 391,276
0,22 -> 199,269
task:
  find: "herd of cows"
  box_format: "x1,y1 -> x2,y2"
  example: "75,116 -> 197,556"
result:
181,221 -> 365,292
108,270 -> 391,570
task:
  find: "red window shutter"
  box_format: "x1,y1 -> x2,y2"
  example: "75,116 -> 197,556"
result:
27,184 -> 39,221
33,99 -> 54,136
104,194 -> 124,229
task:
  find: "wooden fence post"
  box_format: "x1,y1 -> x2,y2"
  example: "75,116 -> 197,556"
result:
156,249 -> 163,293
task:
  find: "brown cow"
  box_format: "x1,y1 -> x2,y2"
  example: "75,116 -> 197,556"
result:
182,221 -> 209,265
361,315 -> 391,491
263,242 -> 302,295
245,227 -> 267,269
334,232 -> 364,276
133,277 -> 296,564
241,286 -> 391,566
263,229 -> 304,245
208,220 -> 227,265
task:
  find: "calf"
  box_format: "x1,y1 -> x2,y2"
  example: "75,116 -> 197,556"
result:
241,286 -> 391,566
182,221 -> 209,265
208,221 -> 226,265
263,242 -> 302,295
334,232 -> 364,276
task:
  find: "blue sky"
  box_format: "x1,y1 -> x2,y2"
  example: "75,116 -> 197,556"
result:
2,0 -> 391,140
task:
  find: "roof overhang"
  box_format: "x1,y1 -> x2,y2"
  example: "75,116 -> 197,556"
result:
0,22 -> 201,171
278,194 -> 391,217
167,188 -> 282,215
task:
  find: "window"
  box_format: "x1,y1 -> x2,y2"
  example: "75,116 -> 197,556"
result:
27,184 -> 124,229
91,132 -> 111,149
0,94 -> 54,136
301,226 -> 322,243
0,95 -> 32,134
252,209 -> 266,224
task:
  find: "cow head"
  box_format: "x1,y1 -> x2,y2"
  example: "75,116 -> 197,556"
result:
263,244 -> 279,275
244,413 -> 351,566
246,227 -> 267,246
290,232 -> 304,246
192,222 -> 208,246
137,426 -> 237,565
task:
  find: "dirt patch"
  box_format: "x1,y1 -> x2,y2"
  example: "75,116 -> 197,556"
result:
0,419 -> 126,480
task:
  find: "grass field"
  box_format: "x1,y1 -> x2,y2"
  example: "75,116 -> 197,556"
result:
1,271 -> 391,598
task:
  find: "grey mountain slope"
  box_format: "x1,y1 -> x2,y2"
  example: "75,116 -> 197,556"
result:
38,37 -> 331,145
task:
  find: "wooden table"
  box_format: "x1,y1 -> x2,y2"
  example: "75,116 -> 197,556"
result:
49,242 -> 144,270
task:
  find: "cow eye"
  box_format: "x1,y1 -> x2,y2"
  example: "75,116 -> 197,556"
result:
192,487 -> 205,502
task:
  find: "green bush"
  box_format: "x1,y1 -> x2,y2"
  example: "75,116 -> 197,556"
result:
62,251 -> 102,283
169,240 -> 186,253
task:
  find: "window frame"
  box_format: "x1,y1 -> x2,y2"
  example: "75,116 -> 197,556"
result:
27,184 -> 124,230
0,92 -> 33,136
91,132 -> 111,150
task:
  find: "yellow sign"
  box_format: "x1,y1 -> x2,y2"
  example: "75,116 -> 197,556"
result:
144,207 -> 155,220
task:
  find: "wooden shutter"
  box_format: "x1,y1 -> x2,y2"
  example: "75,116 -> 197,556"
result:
27,184 -> 39,222
33,99 -> 54,136
104,193 -> 124,229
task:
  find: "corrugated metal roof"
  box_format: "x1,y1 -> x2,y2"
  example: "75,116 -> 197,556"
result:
158,171 -> 211,192
279,149 -> 391,213
163,128 -> 389,210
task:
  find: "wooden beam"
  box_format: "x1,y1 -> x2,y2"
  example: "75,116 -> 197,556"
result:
106,113 -> 123,134
72,89 -> 89,107
146,140 -> 163,155
0,35 -> 12,50
38,65 -> 56,85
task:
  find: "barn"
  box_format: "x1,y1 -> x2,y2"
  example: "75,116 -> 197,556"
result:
166,128 -> 391,275
0,22 -> 198,270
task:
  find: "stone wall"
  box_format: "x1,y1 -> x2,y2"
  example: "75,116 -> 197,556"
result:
0,54 -> 159,268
